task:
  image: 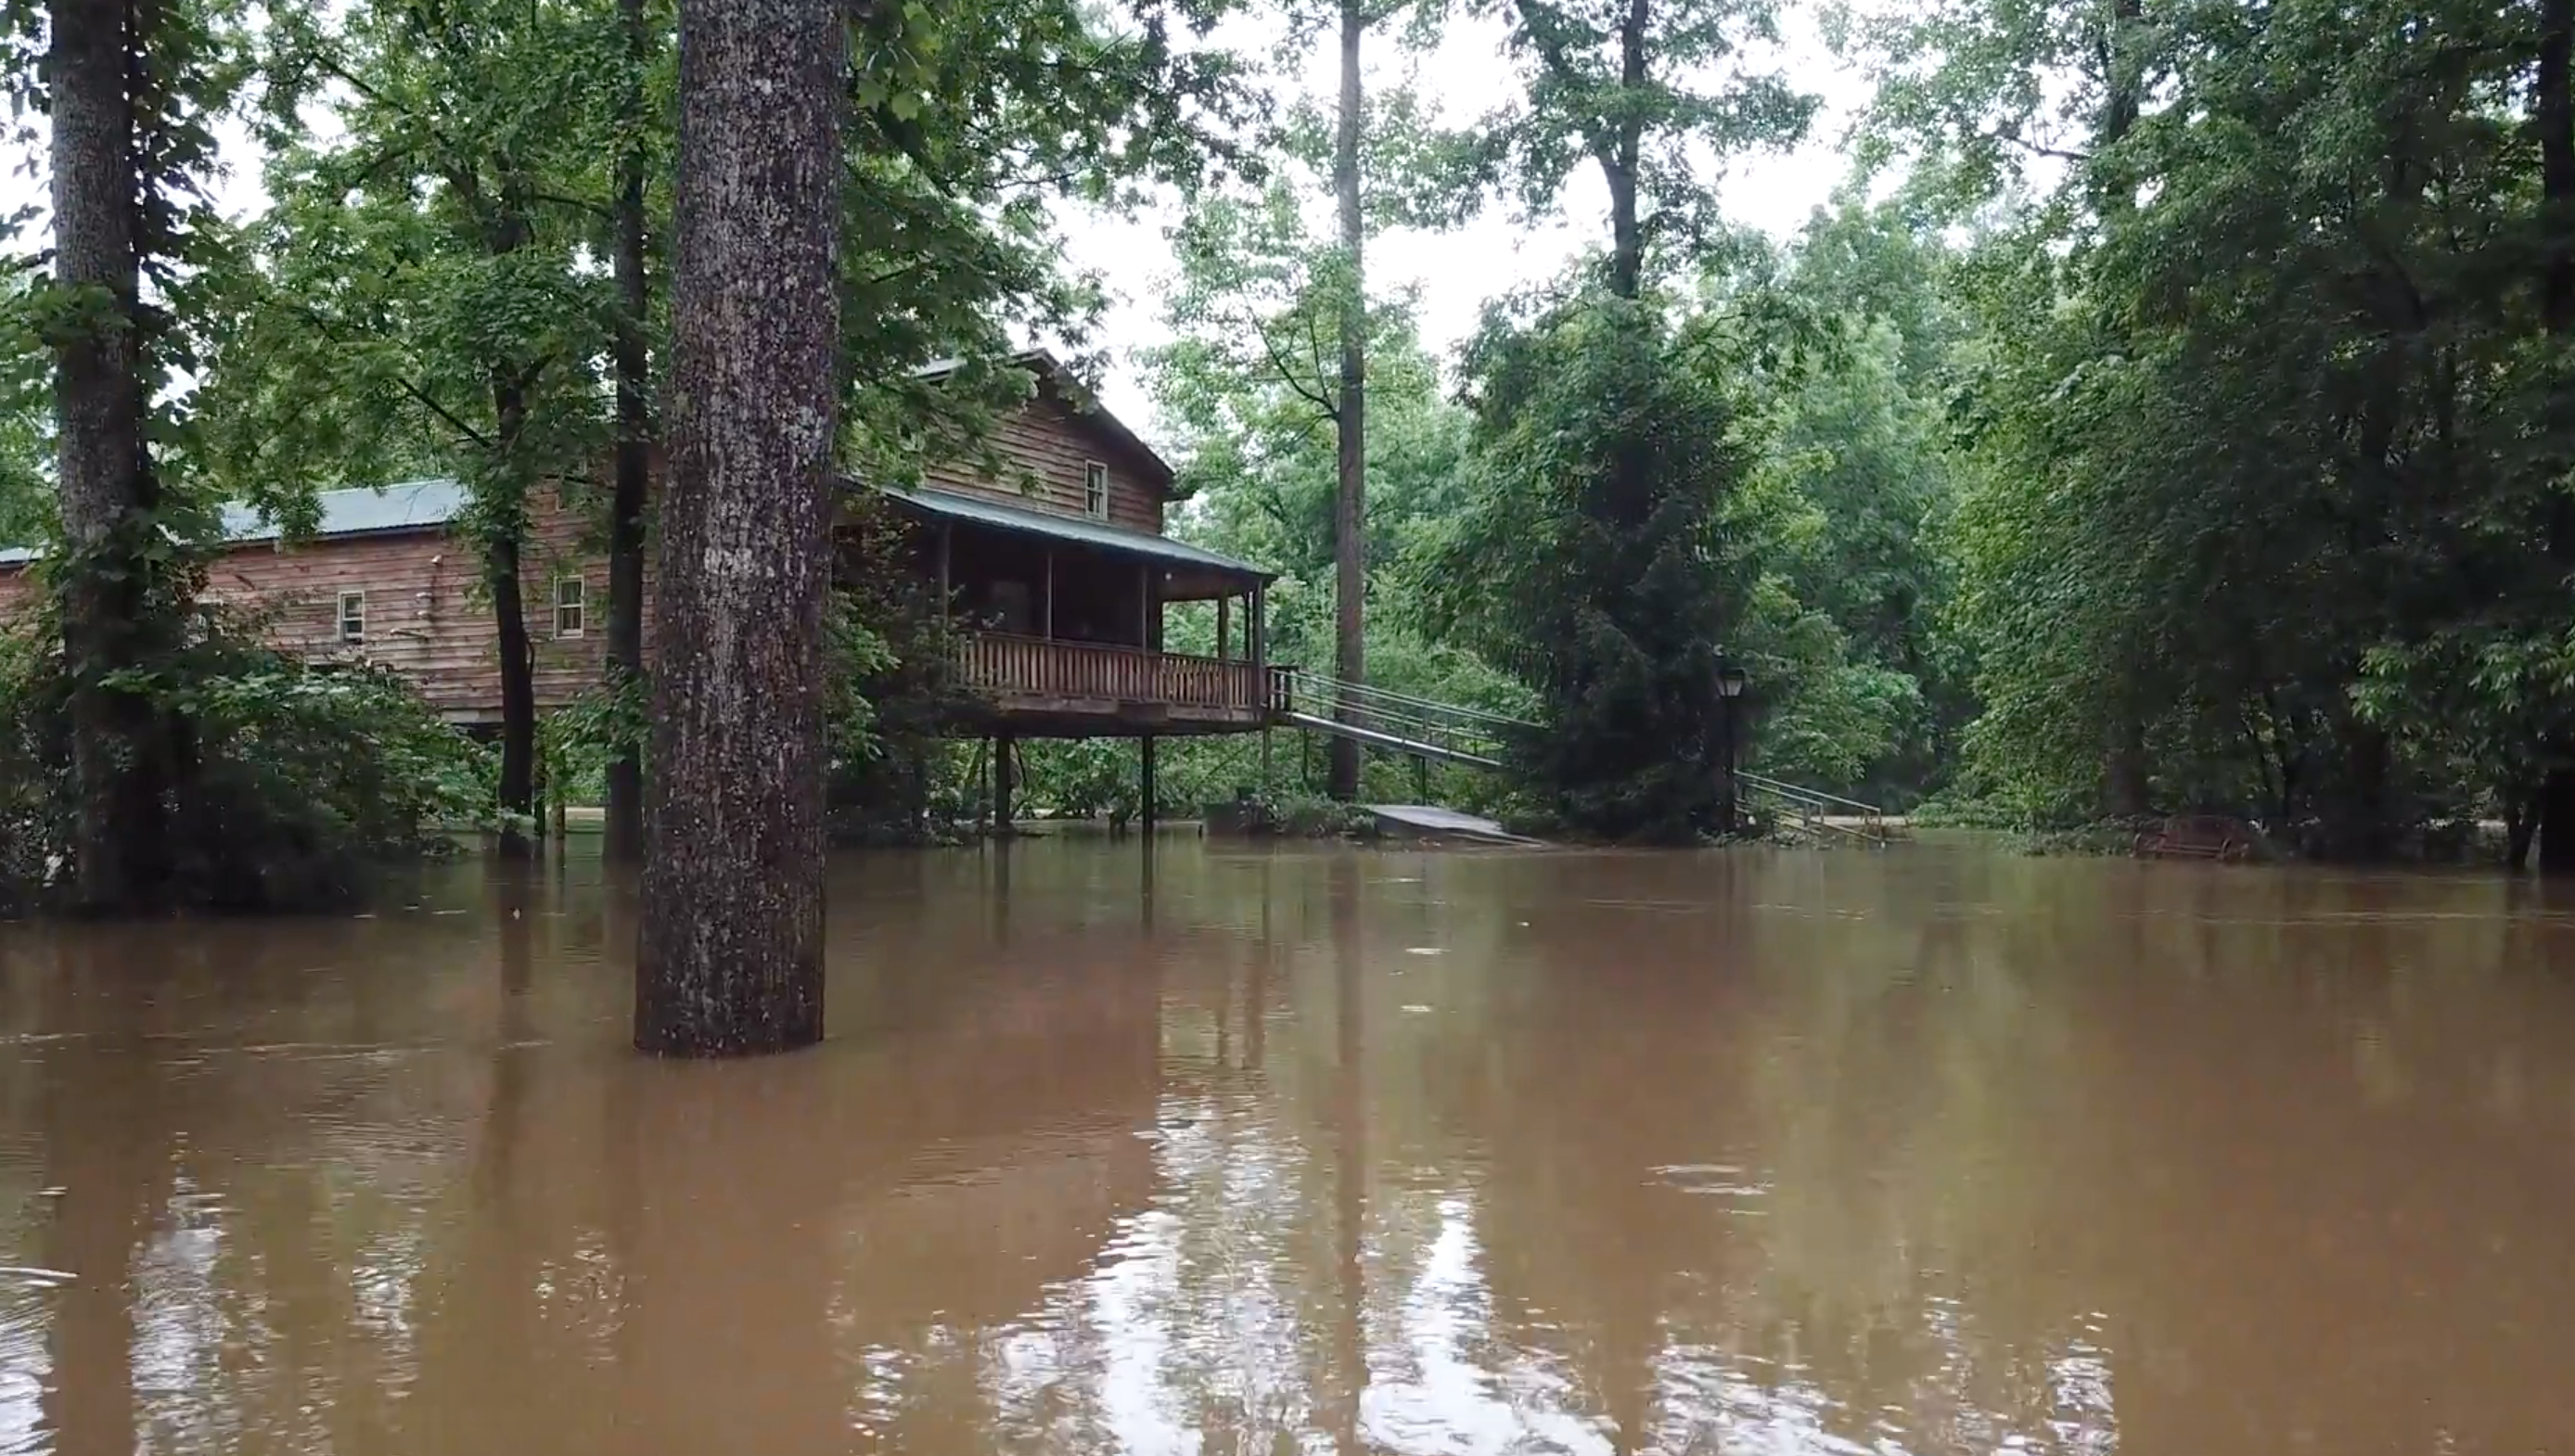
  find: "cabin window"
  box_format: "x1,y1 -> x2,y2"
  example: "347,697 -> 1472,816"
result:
554,575 -> 585,638
337,591 -> 365,645
1083,460 -> 1108,518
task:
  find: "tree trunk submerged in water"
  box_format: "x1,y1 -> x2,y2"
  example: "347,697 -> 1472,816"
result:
488,515 -> 538,844
2537,0 -> 2575,873
1326,0 -> 1367,804
2537,765 -> 2575,875
52,0 -> 176,913
634,0 -> 839,1055
603,0 -> 655,864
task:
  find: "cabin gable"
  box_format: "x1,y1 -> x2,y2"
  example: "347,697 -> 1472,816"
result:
916,390 -> 1168,535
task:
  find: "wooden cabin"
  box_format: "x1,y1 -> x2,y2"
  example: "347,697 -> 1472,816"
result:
0,353 -> 1285,740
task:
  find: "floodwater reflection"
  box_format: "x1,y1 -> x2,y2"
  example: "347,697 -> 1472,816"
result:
2,837 -> 2573,1453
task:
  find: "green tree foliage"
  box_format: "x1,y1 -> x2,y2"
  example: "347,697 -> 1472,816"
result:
1874,0 -> 2575,861
1728,198 -> 1977,802
1421,294 -> 1754,839
0,598 -> 487,913
1460,0 -> 1815,295
204,0 -> 642,828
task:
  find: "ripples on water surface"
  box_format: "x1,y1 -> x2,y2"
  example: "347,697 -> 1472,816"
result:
2,836 -> 2573,1454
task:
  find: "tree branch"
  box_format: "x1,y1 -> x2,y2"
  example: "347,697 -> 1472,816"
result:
1988,127 -> 2092,163
399,377 -> 497,453
1252,314 -> 1337,419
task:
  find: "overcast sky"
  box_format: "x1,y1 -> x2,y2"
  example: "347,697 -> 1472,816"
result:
2,3 -> 1880,441
1073,4 -> 1877,426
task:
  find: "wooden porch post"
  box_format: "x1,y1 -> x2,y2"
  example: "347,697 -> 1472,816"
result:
1253,579 -> 1271,785
994,733 -> 1015,834
1140,734 -> 1158,834
1216,593 -> 1230,663
1250,580 -> 1267,675
935,523 -> 952,619
1136,561 -> 1152,647
1042,550 -> 1055,640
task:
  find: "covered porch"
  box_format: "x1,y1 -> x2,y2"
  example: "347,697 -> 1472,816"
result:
883,485 -> 1283,735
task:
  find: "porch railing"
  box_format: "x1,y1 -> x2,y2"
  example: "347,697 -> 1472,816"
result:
957,632 -> 1285,715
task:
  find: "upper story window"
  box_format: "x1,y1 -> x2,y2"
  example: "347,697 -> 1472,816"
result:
337,591 -> 366,645
555,575 -> 585,638
1083,460 -> 1108,519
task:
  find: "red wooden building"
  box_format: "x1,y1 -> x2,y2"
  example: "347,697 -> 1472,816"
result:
0,354 -> 1284,740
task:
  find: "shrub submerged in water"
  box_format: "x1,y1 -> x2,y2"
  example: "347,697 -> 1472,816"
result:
0,607 -> 487,914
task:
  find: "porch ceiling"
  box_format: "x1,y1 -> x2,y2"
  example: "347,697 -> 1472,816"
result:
868,482 -> 1275,599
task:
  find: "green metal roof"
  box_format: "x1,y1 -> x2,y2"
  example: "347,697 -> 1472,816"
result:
876,483 -> 1274,581
0,479 -> 467,568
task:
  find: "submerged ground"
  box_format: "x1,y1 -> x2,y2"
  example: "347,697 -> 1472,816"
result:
1,833 -> 2570,1454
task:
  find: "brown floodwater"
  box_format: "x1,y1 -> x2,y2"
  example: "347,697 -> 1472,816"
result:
3,835 -> 2574,1455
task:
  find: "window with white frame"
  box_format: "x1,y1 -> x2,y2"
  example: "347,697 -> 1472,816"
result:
1083,460 -> 1108,518
555,575 -> 585,637
337,591 -> 366,645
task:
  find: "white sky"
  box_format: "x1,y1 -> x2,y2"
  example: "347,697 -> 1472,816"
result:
1072,4 -> 1877,427
1,3 -> 1878,441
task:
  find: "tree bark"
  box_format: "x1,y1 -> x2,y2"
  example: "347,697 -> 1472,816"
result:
635,0 -> 839,1055
1326,0 -> 1368,803
2105,710 -> 2151,819
2538,0 -> 2572,332
2506,788 -> 2539,873
487,377 -> 539,843
1603,0 -> 1650,300
603,0 -> 655,863
2533,0 -> 2574,870
51,0 -> 173,913
2540,768 -> 2575,875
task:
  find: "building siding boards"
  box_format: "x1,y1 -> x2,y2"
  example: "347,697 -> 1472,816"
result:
917,392 -> 1166,534
0,492 -> 629,725
0,388 -> 1179,722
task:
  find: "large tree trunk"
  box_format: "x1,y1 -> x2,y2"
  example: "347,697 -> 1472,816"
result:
1326,0 -> 1367,803
635,0 -> 839,1055
2539,768 -> 2575,875
1602,0 -> 1649,300
487,377 -> 539,845
2534,0 -> 2574,870
603,0 -> 654,863
2539,0 -> 2571,331
51,0 -> 173,913
2105,710 -> 2151,819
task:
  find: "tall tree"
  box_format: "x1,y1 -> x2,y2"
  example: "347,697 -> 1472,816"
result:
1466,0 -> 1812,298
210,0 -> 626,841
1327,0 -> 1368,801
48,0 -> 168,909
1163,2 -> 1442,800
2532,0 -> 2575,868
603,0 -> 663,862
633,0 -> 839,1054
37,0 -> 235,909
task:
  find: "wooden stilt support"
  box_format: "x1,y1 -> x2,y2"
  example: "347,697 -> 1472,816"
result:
1140,734 -> 1158,834
994,733 -> 1016,834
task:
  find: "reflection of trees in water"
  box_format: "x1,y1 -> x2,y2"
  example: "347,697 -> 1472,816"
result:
1398,849 -> 2136,1454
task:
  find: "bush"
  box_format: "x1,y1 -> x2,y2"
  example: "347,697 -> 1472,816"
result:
0,605 -> 486,914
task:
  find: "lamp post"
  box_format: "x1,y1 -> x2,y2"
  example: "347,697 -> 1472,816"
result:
1717,661 -> 1749,834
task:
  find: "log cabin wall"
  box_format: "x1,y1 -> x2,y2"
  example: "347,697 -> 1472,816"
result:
916,386 -> 1167,534
0,378 -> 1182,722
0,488 -> 632,724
